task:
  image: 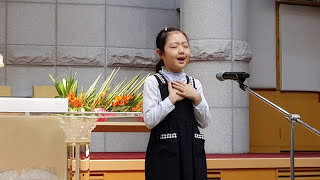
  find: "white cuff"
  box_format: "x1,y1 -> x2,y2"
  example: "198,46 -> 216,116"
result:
163,97 -> 175,112
193,99 -> 206,110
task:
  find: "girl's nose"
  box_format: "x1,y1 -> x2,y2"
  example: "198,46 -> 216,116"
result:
178,46 -> 184,54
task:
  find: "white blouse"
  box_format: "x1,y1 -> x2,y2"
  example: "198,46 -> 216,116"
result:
143,69 -> 211,129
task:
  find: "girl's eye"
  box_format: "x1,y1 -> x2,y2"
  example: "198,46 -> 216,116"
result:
183,43 -> 189,48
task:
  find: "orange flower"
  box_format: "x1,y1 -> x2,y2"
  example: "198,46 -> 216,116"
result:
129,94 -> 134,100
99,92 -> 107,103
115,95 -> 122,102
68,92 -> 76,103
112,102 -> 117,107
131,102 -> 143,112
118,100 -> 124,106
68,92 -> 86,108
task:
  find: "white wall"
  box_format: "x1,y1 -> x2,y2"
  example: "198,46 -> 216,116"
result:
280,4 -> 320,91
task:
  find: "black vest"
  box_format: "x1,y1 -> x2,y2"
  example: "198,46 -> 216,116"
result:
145,73 -> 207,180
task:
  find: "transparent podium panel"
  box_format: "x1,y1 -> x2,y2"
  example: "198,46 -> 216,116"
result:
0,112 -> 144,180
0,115 -> 66,180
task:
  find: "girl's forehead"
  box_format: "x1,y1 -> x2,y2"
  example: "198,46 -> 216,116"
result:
166,32 -> 187,42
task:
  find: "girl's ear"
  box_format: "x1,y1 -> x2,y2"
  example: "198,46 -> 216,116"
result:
156,49 -> 163,59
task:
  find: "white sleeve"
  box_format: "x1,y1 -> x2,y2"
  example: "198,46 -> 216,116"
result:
193,79 -> 211,129
143,76 -> 175,129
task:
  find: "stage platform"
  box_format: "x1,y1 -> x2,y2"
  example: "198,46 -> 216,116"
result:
88,152 -> 320,180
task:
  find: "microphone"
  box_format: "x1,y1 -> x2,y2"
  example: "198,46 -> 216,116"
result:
216,72 -> 250,82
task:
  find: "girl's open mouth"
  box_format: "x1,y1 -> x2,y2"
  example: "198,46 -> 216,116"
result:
177,57 -> 185,61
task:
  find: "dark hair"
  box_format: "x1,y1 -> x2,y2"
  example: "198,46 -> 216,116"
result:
155,27 -> 189,73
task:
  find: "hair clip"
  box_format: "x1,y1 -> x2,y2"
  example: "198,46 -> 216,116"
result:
164,27 -> 168,31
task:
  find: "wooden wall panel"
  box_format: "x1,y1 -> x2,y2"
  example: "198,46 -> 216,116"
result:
250,90 -> 320,152
0,86 -> 11,96
33,86 -> 59,98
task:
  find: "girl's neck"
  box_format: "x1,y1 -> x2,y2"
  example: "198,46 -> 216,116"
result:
162,66 -> 183,74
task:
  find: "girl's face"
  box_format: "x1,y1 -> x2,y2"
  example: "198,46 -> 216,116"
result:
157,31 -> 190,73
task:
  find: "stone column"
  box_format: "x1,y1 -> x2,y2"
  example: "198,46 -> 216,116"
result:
181,0 -> 251,153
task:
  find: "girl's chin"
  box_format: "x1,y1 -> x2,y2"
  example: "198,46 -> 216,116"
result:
177,60 -> 187,65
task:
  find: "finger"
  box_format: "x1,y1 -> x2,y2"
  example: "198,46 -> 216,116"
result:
175,81 -> 186,85
176,91 -> 185,97
172,84 -> 184,92
172,81 -> 185,88
185,83 -> 194,89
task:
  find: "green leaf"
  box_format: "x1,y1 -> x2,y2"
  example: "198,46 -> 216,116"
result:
59,79 -> 66,97
49,74 -> 63,97
104,79 -> 126,103
85,74 -> 101,98
90,68 -> 119,108
127,73 -> 149,95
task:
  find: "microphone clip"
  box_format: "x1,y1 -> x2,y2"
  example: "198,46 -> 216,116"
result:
238,81 -> 247,91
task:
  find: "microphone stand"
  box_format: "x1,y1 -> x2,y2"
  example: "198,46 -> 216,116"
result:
237,81 -> 320,180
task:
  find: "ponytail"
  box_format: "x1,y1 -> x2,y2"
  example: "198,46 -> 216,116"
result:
156,59 -> 164,73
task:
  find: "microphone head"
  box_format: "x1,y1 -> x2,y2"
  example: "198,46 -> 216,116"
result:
216,72 -> 224,81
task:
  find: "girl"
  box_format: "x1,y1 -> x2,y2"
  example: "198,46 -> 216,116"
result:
143,27 -> 211,180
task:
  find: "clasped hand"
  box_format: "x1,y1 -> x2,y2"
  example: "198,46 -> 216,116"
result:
168,81 -> 202,106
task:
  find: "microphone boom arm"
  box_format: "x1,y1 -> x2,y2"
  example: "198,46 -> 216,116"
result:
237,81 -> 320,180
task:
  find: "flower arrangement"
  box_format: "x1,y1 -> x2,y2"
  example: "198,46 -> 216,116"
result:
49,68 -> 148,115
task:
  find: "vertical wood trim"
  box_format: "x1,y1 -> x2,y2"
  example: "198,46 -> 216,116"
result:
275,1 -> 281,91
